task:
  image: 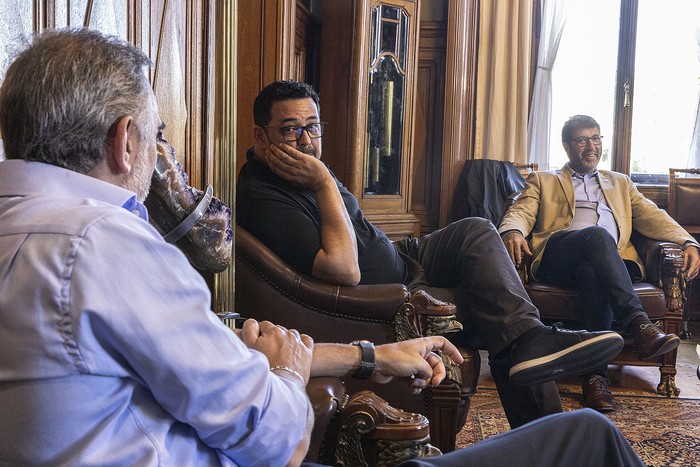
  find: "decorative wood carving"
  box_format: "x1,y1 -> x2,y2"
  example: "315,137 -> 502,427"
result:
414,21 -> 447,235
335,390 -> 440,467
440,0 -> 479,227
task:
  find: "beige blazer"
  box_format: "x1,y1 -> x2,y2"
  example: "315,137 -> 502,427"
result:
498,165 -> 697,279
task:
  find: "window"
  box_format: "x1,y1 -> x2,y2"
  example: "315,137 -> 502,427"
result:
548,0 -> 700,181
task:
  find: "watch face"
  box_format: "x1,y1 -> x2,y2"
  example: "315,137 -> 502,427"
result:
350,340 -> 371,345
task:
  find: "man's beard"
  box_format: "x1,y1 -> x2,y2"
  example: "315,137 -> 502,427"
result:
123,149 -> 153,203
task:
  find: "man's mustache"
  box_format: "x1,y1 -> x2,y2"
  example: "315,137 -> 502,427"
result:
300,147 -> 318,156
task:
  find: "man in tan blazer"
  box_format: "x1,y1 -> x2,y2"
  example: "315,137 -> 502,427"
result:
500,115 -> 700,413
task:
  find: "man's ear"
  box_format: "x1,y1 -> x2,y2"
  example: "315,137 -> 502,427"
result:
253,125 -> 268,146
106,115 -> 135,175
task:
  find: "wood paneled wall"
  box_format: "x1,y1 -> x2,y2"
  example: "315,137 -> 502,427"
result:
0,1 -> 238,311
413,21 -> 447,235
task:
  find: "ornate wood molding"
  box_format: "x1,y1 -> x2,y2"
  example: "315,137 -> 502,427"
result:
211,0 -> 238,312
440,0 -> 479,226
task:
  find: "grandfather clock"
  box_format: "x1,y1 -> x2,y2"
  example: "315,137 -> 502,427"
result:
320,0 -> 421,239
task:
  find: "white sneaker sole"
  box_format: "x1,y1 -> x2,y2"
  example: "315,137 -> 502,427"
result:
509,333 -> 624,386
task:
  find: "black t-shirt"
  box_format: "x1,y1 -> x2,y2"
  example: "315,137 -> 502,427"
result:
236,149 -> 407,285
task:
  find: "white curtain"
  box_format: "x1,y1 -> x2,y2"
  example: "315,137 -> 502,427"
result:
527,0 -> 569,170
688,27 -> 700,168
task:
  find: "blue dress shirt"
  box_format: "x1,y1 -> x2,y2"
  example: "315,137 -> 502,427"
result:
566,167 -> 619,243
0,160 -> 309,466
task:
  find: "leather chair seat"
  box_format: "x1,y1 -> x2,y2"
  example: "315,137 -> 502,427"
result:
527,281 -> 668,322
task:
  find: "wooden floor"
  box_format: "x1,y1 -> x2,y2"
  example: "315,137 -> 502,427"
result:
477,321 -> 700,399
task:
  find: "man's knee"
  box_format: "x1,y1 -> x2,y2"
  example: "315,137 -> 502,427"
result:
450,217 -> 496,234
580,226 -> 617,251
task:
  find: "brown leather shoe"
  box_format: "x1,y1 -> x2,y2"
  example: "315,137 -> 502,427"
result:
582,374 -> 616,413
633,322 -> 681,359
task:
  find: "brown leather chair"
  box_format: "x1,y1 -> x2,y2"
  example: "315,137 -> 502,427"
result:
668,168 -> 700,338
668,168 -> 700,235
505,193 -> 686,397
234,224 -> 480,453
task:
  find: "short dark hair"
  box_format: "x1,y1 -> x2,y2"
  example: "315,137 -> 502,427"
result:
0,28 -> 152,174
253,80 -> 321,127
561,115 -> 600,143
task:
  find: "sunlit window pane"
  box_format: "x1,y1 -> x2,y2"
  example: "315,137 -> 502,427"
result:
630,0 -> 700,174
549,0 -> 620,172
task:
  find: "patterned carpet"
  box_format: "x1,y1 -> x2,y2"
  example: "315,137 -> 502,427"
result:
456,388 -> 700,467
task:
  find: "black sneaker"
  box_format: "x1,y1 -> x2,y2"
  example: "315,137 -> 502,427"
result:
509,323 -> 624,386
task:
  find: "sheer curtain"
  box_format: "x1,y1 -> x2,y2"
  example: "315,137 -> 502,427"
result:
526,0 -> 569,170
688,27 -> 700,168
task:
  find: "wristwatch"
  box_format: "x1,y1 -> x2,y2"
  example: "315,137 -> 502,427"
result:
349,340 -> 375,379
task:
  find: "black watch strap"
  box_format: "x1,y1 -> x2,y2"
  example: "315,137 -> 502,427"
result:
350,340 -> 375,379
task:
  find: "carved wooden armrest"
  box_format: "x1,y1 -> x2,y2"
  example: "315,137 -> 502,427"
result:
400,290 -> 463,339
322,390 -> 441,467
659,246 -> 686,315
395,290 -> 466,387
516,261 -> 529,285
631,233 -> 686,315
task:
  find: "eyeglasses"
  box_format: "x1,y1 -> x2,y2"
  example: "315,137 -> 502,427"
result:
264,122 -> 327,142
570,135 -> 603,147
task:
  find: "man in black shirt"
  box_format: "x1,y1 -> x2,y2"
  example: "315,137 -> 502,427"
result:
236,80 -> 624,428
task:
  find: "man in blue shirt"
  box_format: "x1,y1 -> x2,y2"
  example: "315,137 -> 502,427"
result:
0,29 -> 644,467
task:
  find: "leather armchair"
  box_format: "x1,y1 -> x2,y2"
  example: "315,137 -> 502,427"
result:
507,191 -> 685,396
234,224 -> 480,453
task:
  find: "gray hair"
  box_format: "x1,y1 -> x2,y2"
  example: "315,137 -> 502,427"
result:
561,115 -> 600,143
0,28 -> 153,174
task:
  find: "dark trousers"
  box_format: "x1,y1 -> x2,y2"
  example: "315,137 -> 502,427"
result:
398,409 -> 645,467
394,218 -> 560,428
302,409 -> 645,467
537,227 -> 646,376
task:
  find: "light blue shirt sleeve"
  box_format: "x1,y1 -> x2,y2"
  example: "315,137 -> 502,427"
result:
71,212 -> 310,464
0,161 -> 310,465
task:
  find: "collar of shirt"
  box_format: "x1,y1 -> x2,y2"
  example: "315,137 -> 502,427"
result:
564,163 -> 598,180
0,159 -> 148,221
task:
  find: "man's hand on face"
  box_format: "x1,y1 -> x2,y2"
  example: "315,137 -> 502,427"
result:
265,143 -> 330,191
370,337 -> 464,395
682,245 -> 700,281
239,319 -> 314,385
502,231 -> 532,267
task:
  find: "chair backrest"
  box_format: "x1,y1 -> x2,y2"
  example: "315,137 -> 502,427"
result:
234,224 -> 409,343
668,168 -> 700,235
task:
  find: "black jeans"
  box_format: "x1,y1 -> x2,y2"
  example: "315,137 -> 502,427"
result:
394,218 -> 560,428
537,226 -> 647,376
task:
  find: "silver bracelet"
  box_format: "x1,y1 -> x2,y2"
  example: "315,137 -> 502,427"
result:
270,365 -> 305,384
